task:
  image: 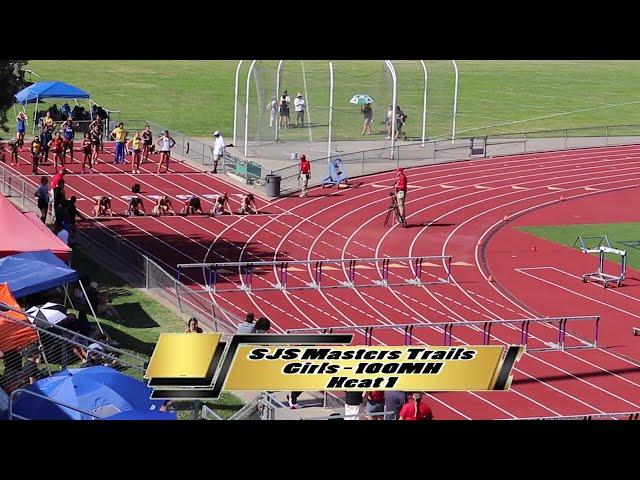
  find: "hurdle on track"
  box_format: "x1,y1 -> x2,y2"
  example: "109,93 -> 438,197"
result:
581,247 -> 627,288
177,255 -> 452,293
286,315 -> 600,351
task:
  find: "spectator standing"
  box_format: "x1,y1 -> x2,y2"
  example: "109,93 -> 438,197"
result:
156,130 -> 176,174
294,92 -> 305,127
81,132 -> 93,174
141,125 -> 153,163
41,111 -> 54,134
299,154 -> 310,198
31,137 -> 42,174
278,92 -> 290,129
385,105 -> 393,139
395,106 -> 407,140
398,392 -> 433,420
344,391 -> 363,420
49,132 -> 65,173
127,132 -> 143,174
34,176 -> 49,223
16,111 -> 27,148
361,103 -> 373,135
267,96 -> 277,128
61,116 -> 75,163
110,122 -> 127,165
236,312 -> 255,334
212,130 -> 225,174
40,128 -> 52,165
363,390 -> 385,420
384,390 -> 407,420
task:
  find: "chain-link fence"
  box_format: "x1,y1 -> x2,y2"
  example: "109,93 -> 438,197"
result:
0,310 -> 148,406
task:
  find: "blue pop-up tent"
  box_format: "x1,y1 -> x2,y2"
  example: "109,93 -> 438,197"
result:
15,81 -> 90,105
14,81 -> 92,134
0,250 -> 79,298
0,250 -> 104,333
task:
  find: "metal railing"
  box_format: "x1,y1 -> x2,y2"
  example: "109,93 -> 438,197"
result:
287,315 -> 600,352
265,123 -> 640,195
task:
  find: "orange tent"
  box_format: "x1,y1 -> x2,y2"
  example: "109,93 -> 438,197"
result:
0,283 -> 38,353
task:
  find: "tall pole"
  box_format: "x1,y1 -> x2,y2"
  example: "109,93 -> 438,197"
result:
233,60 -> 244,146
452,60 -> 459,143
275,60 -> 285,142
385,60 -> 398,161
244,60 -> 256,158
327,62 -> 334,161
420,60 -> 429,147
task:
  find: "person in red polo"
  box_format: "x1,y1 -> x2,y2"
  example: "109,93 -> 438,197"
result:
399,392 -> 433,420
394,167 -> 407,224
299,154 -> 311,198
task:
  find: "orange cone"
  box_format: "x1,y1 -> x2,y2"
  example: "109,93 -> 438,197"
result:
487,274 -> 494,282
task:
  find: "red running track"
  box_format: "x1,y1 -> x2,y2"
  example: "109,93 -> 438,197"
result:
4,142 -> 640,419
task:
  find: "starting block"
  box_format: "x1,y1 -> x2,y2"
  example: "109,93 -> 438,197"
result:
581,246 -> 626,288
322,157 -> 350,188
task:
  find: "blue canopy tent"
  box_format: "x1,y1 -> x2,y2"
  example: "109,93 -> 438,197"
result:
0,250 -> 102,332
8,366 -> 168,420
14,81 -> 91,134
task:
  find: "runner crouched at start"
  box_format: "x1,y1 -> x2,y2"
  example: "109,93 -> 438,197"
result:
126,184 -> 146,216
211,192 -> 231,215
237,193 -> 259,214
181,195 -> 202,215
93,196 -> 113,217
153,195 -> 176,215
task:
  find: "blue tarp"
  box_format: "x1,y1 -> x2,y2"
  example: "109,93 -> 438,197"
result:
15,81 -> 90,105
0,250 -> 79,298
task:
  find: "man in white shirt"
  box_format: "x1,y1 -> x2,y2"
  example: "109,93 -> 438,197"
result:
294,93 -> 305,127
212,130 -> 225,174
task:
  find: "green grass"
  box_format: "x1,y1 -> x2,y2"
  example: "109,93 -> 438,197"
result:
22,60 -> 640,140
68,248 -> 243,419
519,222 -> 640,268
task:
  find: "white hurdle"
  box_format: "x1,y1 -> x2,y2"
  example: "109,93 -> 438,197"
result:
582,245 -> 627,288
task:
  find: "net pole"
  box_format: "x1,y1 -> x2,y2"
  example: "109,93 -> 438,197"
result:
385,60 -> 398,161
275,60 -> 284,142
452,60 -> 459,143
244,60 -> 257,158
233,60 -> 244,146
327,62 -> 334,161
420,60 -> 428,147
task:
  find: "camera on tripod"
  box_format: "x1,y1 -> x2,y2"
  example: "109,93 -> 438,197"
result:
384,191 -> 407,228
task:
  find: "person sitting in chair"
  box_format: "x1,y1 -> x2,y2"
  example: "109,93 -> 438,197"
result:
182,195 -> 203,215
153,195 -> 175,215
237,193 -> 259,214
211,192 -> 231,215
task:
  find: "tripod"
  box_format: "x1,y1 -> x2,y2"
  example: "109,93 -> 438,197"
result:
384,192 -> 407,228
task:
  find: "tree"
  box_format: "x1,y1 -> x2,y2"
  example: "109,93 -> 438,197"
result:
0,61 -> 28,134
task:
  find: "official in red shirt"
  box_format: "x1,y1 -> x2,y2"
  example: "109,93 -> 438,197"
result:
394,167 -> 407,223
50,169 -> 68,189
399,392 -> 434,420
299,154 -> 311,198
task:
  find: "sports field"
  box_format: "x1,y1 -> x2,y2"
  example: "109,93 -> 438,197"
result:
24,60 -> 640,139
521,223 -> 640,269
